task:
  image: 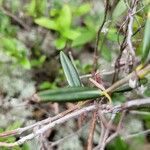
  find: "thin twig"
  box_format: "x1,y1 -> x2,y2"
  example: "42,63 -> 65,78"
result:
105,110 -> 126,145
87,111 -> 97,150
93,0 -> 109,72
0,103 -> 82,138
80,70 -> 115,79
94,113 -> 116,150
129,110 -> 150,116
123,129 -> 150,140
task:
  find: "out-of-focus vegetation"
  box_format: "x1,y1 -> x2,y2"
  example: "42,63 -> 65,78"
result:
0,0 -> 150,150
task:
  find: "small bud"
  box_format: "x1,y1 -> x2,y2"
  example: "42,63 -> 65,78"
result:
129,78 -> 137,88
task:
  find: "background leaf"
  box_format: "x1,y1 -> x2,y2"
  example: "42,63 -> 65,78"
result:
35,17 -> 58,30
55,37 -> 67,49
101,45 -> 112,62
75,3 -> 91,16
58,4 -> 71,30
112,0 -> 127,19
142,6 -> 150,63
72,27 -> 95,47
62,29 -> 80,40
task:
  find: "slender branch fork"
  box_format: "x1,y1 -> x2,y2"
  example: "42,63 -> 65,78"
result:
113,0 -> 141,82
1,98 -> 150,147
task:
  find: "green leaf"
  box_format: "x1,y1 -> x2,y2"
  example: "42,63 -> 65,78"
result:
58,4 -> 71,30
38,87 -> 101,102
101,45 -> 112,62
112,0 -> 127,19
76,3 -> 91,16
27,0 -> 46,17
62,29 -> 80,40
6,121 -> 23,131
112,93 -> 126,103
107,136 -> 130,150
107,28 -> 123,42
35,17 -> 58,30
1,37 -> 16,52
72,27 -> 95,47
60,51 -> 82,86
20,57 -> 31,69
55,37 -> 66,49
50,8 -> 59,17
22,143 -> 30,150
38,81 -> 57,90
26,0 -> 36,17
141,6 -> 150,63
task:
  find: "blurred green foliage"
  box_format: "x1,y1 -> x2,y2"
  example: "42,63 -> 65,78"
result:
0,37 -> 31,69
26,0 -> 46,17
0,121 -> 28,150
35,3 -> 96,49
107,137 -> 130,150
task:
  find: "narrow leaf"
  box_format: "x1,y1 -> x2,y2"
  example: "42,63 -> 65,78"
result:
72,27 -> 95,47
60,51 -> 82,86
112,0 -> 127,19
75,3 -> 91,16
38,87 -> 101,102
58,4 -> 72,29
62,29 -> 80,40
35,17 -> 58,30
142,6 -> 150,63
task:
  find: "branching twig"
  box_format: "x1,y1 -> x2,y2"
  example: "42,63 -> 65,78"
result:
1,98 -> 150,147
113,0 -> 139,82
0,103 -> 81,138
123,129 -> 150,140
97,113 -> 116,150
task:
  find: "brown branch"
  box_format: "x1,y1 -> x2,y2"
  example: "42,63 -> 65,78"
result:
94,113 -> 116,150
86,111 -> 97,150
89,63 -> 150,98
0,102 -> 84,138
93,0 -> 109,72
